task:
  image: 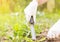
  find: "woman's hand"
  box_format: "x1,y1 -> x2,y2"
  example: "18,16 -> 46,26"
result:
47,19 -> 60,40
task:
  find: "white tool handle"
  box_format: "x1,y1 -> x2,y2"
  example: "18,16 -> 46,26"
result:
30,25 -> 36,40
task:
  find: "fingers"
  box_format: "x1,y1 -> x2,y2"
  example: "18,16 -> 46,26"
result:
47,19 -> 60,41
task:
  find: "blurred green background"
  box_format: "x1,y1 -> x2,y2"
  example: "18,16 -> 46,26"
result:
0,0 -> 60,42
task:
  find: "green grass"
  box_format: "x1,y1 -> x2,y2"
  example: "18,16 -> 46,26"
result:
0,11 -> 60,42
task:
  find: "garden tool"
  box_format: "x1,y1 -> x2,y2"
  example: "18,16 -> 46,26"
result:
24,0 -> 48,40
24,0 -> 38,40
29,15 -> 36,40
